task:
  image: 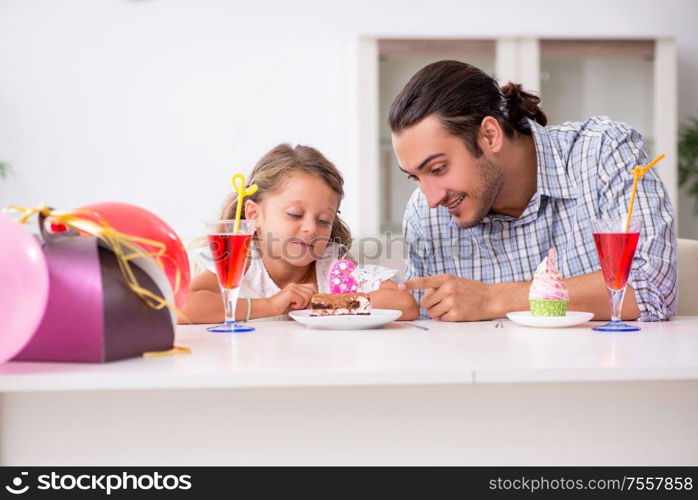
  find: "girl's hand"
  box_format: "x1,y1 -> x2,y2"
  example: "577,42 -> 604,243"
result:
269,283 -> 318,315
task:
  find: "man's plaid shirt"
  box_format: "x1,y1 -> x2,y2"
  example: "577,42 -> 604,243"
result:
403,116 -> 677,321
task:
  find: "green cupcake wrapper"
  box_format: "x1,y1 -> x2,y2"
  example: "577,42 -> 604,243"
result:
529,299 -> 568,317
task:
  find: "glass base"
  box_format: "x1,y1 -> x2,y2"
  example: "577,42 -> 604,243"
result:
207,321 -> 255,333
592,320 -> 640,332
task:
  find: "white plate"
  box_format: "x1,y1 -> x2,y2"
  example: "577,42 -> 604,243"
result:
506,311 -> 595,328
289,309 -> 402,330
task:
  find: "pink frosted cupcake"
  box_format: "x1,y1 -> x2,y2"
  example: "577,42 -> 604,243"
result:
529,248 -> 569,316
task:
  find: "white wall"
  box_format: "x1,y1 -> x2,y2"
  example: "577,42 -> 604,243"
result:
1,0 -> 697,240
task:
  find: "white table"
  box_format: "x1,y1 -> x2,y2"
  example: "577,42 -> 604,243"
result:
1,316 -> 697,465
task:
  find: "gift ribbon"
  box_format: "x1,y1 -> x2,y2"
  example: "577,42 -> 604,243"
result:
142,346 -> 192,358
4,204 -> 189,326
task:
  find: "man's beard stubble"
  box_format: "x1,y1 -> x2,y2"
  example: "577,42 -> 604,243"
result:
453,156 -> 505,229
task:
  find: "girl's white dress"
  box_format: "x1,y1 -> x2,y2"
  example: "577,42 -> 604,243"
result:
194,242 -> 398,320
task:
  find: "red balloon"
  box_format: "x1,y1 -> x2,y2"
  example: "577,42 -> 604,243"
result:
76,202 -> 190,309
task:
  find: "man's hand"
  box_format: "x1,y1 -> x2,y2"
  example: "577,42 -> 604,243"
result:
398,270 -> 642,322
398,274 -> 495,321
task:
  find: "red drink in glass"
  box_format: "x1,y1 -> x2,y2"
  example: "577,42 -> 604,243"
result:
204,220 -> 256,333
590,218 -> 642,332
592,232 -> 640,291
208,233 -> 253,290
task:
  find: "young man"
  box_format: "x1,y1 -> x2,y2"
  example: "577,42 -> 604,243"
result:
391,60 -> 676,322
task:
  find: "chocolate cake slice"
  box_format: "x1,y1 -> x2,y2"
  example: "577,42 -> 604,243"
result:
309,293 -> 371,316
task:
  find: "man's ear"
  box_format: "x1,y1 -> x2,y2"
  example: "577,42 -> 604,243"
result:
478,116 -> 504,154
244,199 -> 260,220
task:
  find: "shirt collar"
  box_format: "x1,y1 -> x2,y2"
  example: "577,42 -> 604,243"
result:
529,118 -> 577,200
448,118 -> 577,227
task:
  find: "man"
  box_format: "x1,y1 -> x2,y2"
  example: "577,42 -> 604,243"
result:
391,60 -> 676,322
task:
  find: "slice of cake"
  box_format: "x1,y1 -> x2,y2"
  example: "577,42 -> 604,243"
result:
309,292 -> 371,316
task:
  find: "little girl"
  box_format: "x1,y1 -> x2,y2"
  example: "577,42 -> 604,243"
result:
180,144 -> 418,323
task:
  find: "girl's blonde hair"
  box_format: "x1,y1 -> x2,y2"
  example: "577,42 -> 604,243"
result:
219,143 -> 352,248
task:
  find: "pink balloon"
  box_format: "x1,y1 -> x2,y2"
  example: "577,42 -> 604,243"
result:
0,214 -> 49,363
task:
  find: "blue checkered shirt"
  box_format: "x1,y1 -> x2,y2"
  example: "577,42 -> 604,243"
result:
403,116 -> 677,321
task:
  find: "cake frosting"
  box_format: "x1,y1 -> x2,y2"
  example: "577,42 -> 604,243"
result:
529,247 -> 569,301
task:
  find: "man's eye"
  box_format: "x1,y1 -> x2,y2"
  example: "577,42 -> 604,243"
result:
406,174 -> 418,181
287,213 -> 302,219
431,164 -> 446,175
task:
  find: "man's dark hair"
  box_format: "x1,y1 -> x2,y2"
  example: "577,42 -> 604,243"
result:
388,60 -> 547,156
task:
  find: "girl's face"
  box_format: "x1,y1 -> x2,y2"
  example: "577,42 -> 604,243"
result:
245,173 -> 340,267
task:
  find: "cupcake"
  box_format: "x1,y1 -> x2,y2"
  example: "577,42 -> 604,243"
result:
529,247 -> 569,316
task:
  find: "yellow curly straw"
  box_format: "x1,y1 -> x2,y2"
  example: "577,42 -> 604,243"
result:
625,154 -> 665,233
231,174 -> 258,234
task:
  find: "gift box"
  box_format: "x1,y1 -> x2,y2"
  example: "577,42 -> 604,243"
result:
13,220 -> 174,363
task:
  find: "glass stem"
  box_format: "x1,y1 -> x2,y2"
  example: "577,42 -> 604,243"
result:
221,287 -> 241,324
609,287 -> 626,323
